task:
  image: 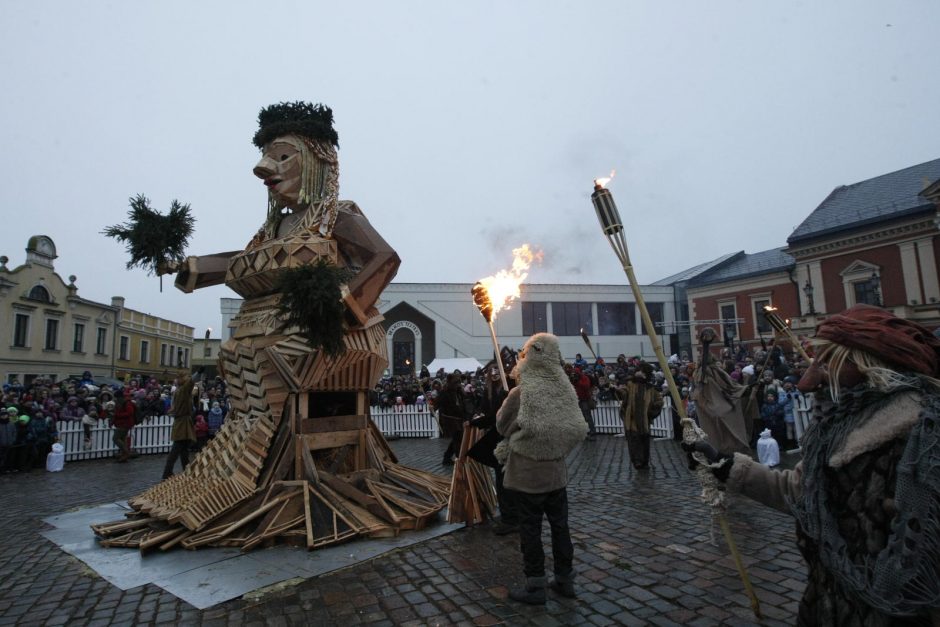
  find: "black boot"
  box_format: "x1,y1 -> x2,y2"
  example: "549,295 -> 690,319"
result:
492,520 -> 519,536
509,576 -> 547,605
550,572 -> 576,598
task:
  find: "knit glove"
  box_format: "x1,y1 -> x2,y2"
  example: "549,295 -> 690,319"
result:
681,440 -> 734,482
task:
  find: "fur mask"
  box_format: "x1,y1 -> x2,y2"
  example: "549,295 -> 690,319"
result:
498,333 -> 587,461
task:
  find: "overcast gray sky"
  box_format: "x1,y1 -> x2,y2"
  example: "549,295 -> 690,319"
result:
2,1 -> 938,338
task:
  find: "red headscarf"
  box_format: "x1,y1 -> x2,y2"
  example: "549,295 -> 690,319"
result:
815,304 -> 940,377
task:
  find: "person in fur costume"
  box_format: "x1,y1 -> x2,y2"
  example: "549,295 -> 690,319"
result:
614,362 -> 664,470
686,305 -> 940,625
496,333 -> 588,604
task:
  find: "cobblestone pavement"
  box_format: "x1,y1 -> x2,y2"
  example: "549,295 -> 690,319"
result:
0,436 -> 806,626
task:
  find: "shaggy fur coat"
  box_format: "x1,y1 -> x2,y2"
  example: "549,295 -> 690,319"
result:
496,333 -> 587,493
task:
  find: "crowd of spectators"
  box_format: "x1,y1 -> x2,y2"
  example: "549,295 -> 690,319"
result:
0,370 -> 230,473
1,340 -> 808,473
373,341 -> 808,449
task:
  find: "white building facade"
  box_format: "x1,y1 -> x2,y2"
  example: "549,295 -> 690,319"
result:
220,283 -> 679,376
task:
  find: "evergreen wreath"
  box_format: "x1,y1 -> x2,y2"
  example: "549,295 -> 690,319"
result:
253,101 -> 339,149
102,194 -> 195,275
274,259 -> 352,357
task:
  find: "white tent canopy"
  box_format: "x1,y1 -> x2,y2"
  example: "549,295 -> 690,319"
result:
426,358 -> 484,374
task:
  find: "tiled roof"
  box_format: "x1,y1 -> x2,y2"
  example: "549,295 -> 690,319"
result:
651,252 -> 741,286
788,158 -> 940,244
688,247 -> 794,288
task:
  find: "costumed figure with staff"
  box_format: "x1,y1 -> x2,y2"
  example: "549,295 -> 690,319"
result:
614,361 -> 664,470
441,263 -> 535,527
691,327 -> 758,456
685,304 -> 940,625
443,250 -> 537,536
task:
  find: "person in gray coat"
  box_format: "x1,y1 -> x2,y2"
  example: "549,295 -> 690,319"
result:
496,333 -> 588,604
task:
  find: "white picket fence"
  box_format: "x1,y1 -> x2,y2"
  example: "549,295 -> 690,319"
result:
51,392 -> 816,463
370,400 -> 676,440
591,399 -> 675,439
370,405 -> 440,438
53,398 -> 688,463
55,415 -> 175,462
793,394 -> 814,444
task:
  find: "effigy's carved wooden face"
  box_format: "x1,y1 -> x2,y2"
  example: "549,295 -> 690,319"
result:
253,135 -> 304,208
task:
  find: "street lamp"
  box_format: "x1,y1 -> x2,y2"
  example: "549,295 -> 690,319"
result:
803,280 -> 815,315
871,271 -> 882,307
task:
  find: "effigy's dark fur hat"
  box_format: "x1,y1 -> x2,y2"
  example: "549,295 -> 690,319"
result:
253,101 -> 339,149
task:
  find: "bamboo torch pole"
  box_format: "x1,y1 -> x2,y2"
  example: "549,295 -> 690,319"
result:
591,178 -> 761,619
763,307 -> 812,364
580,328 -> 599,361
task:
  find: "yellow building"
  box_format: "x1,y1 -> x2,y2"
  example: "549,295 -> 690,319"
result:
112,297 -> 193,382
0,235 -> 192,385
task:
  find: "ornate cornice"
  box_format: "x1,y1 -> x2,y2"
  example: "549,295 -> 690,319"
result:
787,217 -> 938,259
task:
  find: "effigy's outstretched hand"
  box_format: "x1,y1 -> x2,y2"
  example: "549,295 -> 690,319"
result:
156,259 -> 182,276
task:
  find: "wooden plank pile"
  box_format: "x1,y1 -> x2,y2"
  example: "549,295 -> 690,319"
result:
446,425 -> 497,525
92,402 -> 450,552
93,294 -> 451,553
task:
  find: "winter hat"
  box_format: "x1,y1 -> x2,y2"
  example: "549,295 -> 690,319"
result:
6,407 -> 18,417
18,415 -> 29,423
815,304 -> 940,377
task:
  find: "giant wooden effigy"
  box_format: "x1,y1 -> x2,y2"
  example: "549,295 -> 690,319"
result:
93,102 -> 449,552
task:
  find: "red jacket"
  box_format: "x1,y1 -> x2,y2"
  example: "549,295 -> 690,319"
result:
112,400 -> 136,430
573,373 -> 592,402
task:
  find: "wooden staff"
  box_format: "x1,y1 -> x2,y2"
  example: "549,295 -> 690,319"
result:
592,182 -> 761,619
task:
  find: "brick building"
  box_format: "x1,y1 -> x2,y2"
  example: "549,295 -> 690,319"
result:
681,158 -> 940,358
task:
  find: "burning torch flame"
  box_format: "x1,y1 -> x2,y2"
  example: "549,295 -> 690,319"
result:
473,244 -> 542,322
593,169 -> 616,189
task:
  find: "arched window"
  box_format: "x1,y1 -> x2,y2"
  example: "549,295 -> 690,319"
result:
28,285 -> 51,302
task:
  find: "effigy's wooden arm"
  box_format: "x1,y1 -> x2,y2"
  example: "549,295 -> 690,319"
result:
169,251 -> 241,293
332,208 -> 400,325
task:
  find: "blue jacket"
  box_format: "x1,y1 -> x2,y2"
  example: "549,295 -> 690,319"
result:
207,408 -> 225,435
0,421 -> 16,447
26,416 -> 57,444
